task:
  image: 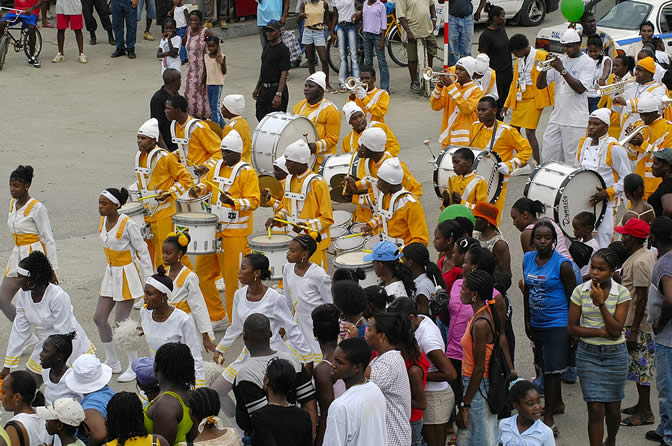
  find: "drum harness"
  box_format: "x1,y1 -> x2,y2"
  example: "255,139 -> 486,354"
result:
375,189 -> 412,246
134,147 -> 171,219
211,160 -> 251,231
283,172 -> 321,236
170,118 -> 201,178
451,122 -> 499,206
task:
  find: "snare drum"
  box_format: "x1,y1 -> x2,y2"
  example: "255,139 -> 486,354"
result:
318,154 -> 354,187
176,191 -> 212,213
128,183 -> 139,202
172,213 -> 219,255
120,202 -> 152,240
524,161 -> 607,237
333,251 -> 378,287
350,222 -> 368,234
249,233 -> 293,279
328,227 -> 349,255
333,210 -> 353,229
333,236 -> 365,255
433,146 -> 503,203
364,234 -> 383,251
252,113 -> 318,175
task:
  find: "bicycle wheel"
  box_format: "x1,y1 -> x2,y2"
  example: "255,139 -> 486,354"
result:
22,27 -> 42,59
0,34 -> 9,71
326,36 -> 340,74
386,24 -> 408,67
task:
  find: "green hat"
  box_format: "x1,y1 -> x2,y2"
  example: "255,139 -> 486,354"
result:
438,204 -> 475,225
653,148 -> 672,165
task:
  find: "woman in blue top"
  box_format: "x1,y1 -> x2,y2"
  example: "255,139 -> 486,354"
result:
523,221 -> 576,436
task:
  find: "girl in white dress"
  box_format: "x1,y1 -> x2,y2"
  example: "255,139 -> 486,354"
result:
1,252 -> 95,379
94,187 -> 153,383
162,232 -> 216,353
39,332 -> 82,404
283,234 -> 332,364
1,371 -> 49,446
0,165 -> 58,321
140,268 -> 206,388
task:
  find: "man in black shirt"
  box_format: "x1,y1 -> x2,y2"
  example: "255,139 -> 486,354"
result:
649,148 -> 672,217
254,20 -> 290,122
149,68 -> 181,151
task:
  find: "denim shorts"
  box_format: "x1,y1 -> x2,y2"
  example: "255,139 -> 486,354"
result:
576,340 -> 628,402
531,325 -> 569,374
456,375 -> 497,445
301,27 -> 326,46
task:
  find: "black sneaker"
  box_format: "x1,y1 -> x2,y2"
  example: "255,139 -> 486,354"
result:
645,430 -> 663,442
410,81 -> 422,94
90,31 -> 96,45
27,56 -> 40,68
108,30 -> 115,45
111,48 -> 126,58
127,49 -> 136,59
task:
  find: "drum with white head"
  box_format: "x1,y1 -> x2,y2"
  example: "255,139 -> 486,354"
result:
176,192 -> 212,213
252,112 -> 318,175
332,210 -> 353,229
119,202 -> 151,239
172,213 -> 219,255
333,251 -> 378,288
350,222 -> 369,234
334,236 -> 365,255
328,227 -> 349,255
364,234 -> 383,252
249,233 -> 293,280
433,145 -> 503,203
524,161 -> 607,237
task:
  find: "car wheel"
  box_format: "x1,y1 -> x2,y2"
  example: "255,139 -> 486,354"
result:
519,0 -> 546,26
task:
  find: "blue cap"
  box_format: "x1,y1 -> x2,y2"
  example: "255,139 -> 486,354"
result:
364,240 -> 402,262
131,357 -> 157,388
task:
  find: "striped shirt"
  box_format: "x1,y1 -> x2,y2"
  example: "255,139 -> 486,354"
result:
571,280 -> 631,345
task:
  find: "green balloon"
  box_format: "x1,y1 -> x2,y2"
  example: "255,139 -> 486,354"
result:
561,0 -> 584,23
438,205 -> 475,225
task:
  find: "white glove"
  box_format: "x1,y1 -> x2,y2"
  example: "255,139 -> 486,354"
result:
356,86 -> 367,100
497,162 -> 511,175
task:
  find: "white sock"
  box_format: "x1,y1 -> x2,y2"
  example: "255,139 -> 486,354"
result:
126,351 -> 138,371
102,342 -> 119,364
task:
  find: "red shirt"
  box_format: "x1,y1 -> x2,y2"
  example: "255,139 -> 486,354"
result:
405,352 -> 430,422
14,0 -> 40,17
438,257 -> 462,325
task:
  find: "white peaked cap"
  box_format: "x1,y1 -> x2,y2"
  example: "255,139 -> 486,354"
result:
273,155 -> 290,174
456,56 -> 476,78
638,93 -> 660,113
222,94 -> 245,115
138,118 -> 160,140
474,53 -> 490,75
306,71 -> 327,90
220,129 -> 244,153
589,108 -> 611,125
284,139 -> 312,164
377,157 -> 403,185
560,28 -> 581,44
343,101 -> 365,123
359,127 -> 387,152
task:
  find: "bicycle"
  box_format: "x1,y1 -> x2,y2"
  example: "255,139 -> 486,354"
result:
0,7 -> 43,70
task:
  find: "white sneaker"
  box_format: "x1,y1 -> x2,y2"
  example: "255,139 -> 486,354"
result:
78,53 -> 88,63
51,53 -> 64,63
104,360 -> 122,374
117,368 -> 136,383
215,278 -> 225,292
211,316 -> 230,332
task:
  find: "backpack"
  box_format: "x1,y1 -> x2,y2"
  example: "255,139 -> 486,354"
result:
568,237 -> 594,268
429,285 -> 450,320
281,30 -> 302,68
471,314 -> 511,414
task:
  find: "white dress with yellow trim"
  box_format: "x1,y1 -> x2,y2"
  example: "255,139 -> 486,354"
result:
167,265 -> 215,340
4,284 -> 95,374
99,215 -> 153,301
282,263 -> 332,364
6,198 -> 57,277
140,306 -> 206,387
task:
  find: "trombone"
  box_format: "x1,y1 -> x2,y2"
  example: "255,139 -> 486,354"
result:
596,78 -> 635,96
345,77 -> 367,90
422,67 -> 457,82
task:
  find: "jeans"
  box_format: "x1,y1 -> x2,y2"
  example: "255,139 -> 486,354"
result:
136,0 -> 155,21
176,26 -> 186,62
337,22 -> 359,87
656,343 -> 672,445
456,376 -> 497,446
410,418 -> 426,446
207,85 -> 224,127
448,14 -> 473,67
588,96 -> 600,113
111,0 -> 137,50
362,31 -> 389,92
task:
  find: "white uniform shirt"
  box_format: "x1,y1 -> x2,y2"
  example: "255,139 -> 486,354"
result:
140,306 -> 206,387
370,349 -> 411,446
323,381 -> 387,446
614,80 -> 668,137
168,265 -> 214,339
478,68 -> 499,100
41,368 -> 82,404
6,198 -> 57,276
545,53 -> 594,127
578,135 -> 632,199
415,315 -> 450,392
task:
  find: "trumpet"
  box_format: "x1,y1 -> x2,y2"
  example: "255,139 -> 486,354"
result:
534,57 -> 557,72
422,67 -> 457,82
596,78 -> 635,96
345,77 -> 367,90
619,124 -> 647,156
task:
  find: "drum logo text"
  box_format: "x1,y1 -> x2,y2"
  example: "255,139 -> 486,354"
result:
561,196 -> 570,226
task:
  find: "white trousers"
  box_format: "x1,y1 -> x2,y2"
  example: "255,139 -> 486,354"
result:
541,122 -> 586,166
595,201 -> 615,249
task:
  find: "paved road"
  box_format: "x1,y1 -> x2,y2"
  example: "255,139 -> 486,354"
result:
0,10 -> 659,445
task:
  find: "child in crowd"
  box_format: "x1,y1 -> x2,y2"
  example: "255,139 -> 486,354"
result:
169,0 -> 189,62
37,398 -> 86,446
572,211 -> 600,280
445,147 -> 488,209
622,173 -> 654,225
203,35 -> 227,128
498,378 -> 555,445
299,0 -> 334,93
52,0 -> 87,64
586,35 -> 611,113
157,17 -> 181,74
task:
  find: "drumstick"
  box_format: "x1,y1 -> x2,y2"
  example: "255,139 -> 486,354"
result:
268,226 -> 272,240
138,194 -> 160,201
302,131 -> 309,143
273,217 -> 312,232
423,140 -> 436,160
341,232 -> 364,239
205,179 -> 232,200
343,150 -> 357,195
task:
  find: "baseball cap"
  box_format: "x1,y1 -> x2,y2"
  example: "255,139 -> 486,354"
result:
131,357 -> 158,388
36,398 -> 85,427
364,240 -> 402,262
653,147 -> 672,165
265,20 -> 282,30
615,218 -> 650,239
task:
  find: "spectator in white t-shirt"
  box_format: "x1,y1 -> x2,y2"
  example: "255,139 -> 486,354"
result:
157,18 -> 182,74
52,0 -> 87,64
402,243 -> 447,315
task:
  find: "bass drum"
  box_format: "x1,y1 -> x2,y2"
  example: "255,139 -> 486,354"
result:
252,112 -> 318,175
524,161 -> 607,237
432,145 -> 503,203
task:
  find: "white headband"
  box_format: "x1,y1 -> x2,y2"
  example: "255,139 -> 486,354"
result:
146,277 -> 172,295
16,266 -> 30,277
100,190 -> 120,206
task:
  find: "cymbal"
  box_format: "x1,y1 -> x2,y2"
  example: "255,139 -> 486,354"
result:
330,173 -> 347,190
330,187 -> 352,203
259,175 -> 283,207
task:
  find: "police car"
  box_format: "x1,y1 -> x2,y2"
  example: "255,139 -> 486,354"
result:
535,0 -> 672,54
433,0 -> 560,30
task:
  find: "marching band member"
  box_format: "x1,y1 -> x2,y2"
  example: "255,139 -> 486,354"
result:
190,130 -> 260,325
0,165 -> 58,322
431,56 -> 484,148
624,93 -> 672,199
361,157 -> 429,246
470,96 -> 532,222
134,118 -> 193,267
292,72 -> 342,169
536,28 -> 594,165
612,56 -> 667,139
578,108 -> 632,248
265,139 -> 334,269
503,34 -> 553,164
165,94 -> 222,176
220,94 -> 252,163
347,65 -> 390,123
341,102 -> 400,156
344,127 -> 422,223
473,53 -> 498,100
261,155 -> 290,216
597,55 -> 634,139
95,187 -> 153,383
445,147 -> 488,209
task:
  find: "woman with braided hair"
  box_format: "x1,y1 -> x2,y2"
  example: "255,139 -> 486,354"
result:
189,388 -> 241,445
40,332 -> 82,404
106,391 -> 169,446
402,242 -> 446,315
283,233 -> 332,364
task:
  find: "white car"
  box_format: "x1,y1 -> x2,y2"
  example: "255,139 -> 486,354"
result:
433,0 -> 560,30
535,0 -> 672,55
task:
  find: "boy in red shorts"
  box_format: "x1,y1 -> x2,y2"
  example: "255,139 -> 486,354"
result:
0,0 -> 43,67
51,0 -> 86,63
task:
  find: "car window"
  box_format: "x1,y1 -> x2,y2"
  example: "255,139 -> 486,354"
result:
660,3 -> 672,32
597,0 -> 653,30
